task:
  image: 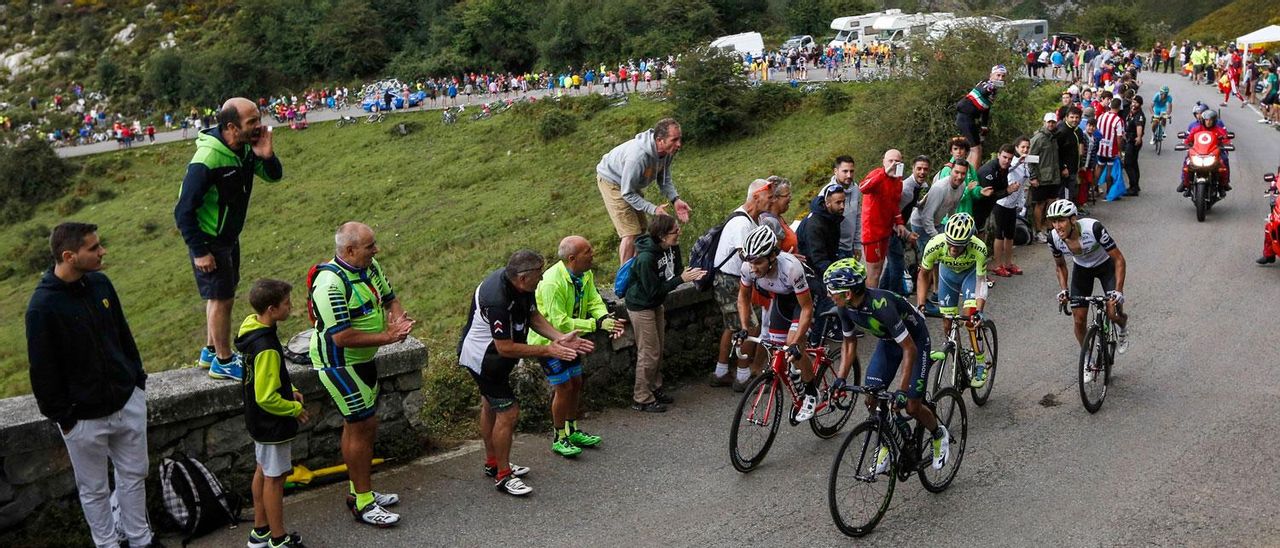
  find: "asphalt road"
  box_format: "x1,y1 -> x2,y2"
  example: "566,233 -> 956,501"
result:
192,70 -> 1280,547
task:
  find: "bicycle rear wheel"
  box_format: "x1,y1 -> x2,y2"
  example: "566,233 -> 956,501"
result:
729,373 -> 783,473
810,353 -> 860,439
918,387 -> 967,492
828,421 -> 895,537
970,321 -> 998,406
1078,326 -> 1107,413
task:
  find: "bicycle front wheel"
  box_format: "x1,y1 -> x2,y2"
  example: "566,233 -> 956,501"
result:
919,387 -> 968,493
970,321 -> 998,406
729,373 -> 783,473
810,352 -> 860,439
1078,326 -> 1107,413
828,421 -> 895,537
930,346 -> 958,396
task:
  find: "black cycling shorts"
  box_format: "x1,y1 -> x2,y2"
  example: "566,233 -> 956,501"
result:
1070,259 -> 1117,308
955,113 -> 981,147
992,204 -> 1018,240
467,362 -> 517,412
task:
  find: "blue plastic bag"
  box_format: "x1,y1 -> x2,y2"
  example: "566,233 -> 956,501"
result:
1105,160 -> 1127,201
613,257 -> 635,296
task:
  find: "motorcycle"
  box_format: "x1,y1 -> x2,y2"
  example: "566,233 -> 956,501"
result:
1174,130 -> 1235,222
1261,173 -> 1280,265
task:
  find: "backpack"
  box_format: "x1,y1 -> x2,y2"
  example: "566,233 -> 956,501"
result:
160,453 -> 242,545
305,262 -> 353,327
613,257 -> 636,296
687,211 -> 749,291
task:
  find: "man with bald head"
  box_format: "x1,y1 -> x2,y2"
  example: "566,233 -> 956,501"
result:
859,149 -> 917,288
175,96 -> 283,381
529,236 -> 624,457
309,221 -> 414,526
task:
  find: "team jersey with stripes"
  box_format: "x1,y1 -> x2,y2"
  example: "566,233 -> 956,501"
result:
1048,218 -> 1116,268
457,268 -> 537,374
309,258 -> 395,368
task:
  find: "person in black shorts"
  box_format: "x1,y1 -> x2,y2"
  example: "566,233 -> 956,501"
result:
1045,200 -> 1129,356
971,144 -> 1016,238
457,250 -> 595,496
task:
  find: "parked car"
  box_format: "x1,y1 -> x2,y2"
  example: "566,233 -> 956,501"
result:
781,35 -> 816,53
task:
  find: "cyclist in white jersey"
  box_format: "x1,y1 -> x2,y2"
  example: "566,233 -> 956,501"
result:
1045,199 -> 1129,353
736,226 -> 819,420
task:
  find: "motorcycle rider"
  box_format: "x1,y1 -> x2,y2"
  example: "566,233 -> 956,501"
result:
1179,109 -> 1232,195
1259,165 -> 1280,265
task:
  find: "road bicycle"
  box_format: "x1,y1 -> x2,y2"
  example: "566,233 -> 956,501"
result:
335,115 -> 358,128
442,106 -> 462,125
1151,112 -> 1169,155
729,326 -> 860,473
926,312 -> 999,406
827,384 -> 967,537
1060,295 -> 1118,413
365,111 -> 385,123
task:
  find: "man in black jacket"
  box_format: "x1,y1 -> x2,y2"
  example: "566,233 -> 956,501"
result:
1056,106 -> 1085,206
26,222 -> 161,548
797,182 -> 847,345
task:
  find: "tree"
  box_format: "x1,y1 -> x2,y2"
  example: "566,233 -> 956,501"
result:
143,49 -> 185,108
1073,5 -> 1143,47
311,0 -> 390,78
670,47 -> 751,144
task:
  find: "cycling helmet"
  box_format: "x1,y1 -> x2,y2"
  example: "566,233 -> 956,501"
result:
1160,85 -> 1169,94
944,213 -> 976,246
739,225 -> 778,261
1045,199 -> 1078,219
823,258 -> 867,293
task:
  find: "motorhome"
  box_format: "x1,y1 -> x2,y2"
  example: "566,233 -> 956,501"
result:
872,11 -> 955,46
709,32 -> 765,58
1001,19 -> 1049,44
928,16 -> 1048,46
827,10 -> 902,49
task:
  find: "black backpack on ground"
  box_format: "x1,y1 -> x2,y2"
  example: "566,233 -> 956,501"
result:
159,452 -> 243,545
687,211 -> 749,291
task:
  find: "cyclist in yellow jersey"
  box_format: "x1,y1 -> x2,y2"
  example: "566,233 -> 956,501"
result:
915,213 -> 993,387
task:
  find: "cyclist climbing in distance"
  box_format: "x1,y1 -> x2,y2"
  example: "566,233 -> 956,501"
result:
1150,86 -> 1172,145
1045,199 -> 1129,364
915,213 -> 992,387
824,258 -> 950,470
735,226 -> 819,421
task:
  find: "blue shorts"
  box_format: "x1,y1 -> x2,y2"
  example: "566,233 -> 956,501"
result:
937,268 -> 978,315
864,330 -> 932,400
540,358 -> 583,386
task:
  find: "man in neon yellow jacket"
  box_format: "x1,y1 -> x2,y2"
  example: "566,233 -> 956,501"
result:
530,236 -> 627,457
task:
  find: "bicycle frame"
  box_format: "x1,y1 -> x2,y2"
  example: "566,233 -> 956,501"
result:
738,336 -> 835,424
856,388 -> 925,480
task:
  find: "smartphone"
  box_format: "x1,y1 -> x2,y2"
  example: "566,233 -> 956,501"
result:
893,162 -> 904,178
1026,154 -> 1040,163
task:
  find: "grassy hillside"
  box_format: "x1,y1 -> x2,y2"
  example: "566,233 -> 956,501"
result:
1180,0 -> 1280,44
0,85 -> 861,396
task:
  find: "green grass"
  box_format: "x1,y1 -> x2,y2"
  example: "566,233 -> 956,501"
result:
1180,0 -> 1280,44
0,86 -> 896,396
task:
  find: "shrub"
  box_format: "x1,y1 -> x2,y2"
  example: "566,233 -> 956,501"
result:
743,83 -> 803,123
538,110 -> 578,142
56,197 -> 85,216
9,225 -> 53,275
93,188 -> 118,203
812,85 -> 852,113
670,47 -> 751,144
0,140 -> 74,226
419,361 -> 479,440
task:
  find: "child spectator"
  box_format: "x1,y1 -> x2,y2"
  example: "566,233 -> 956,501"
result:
1080,117 -> 1100,206
236,279 -> 310,548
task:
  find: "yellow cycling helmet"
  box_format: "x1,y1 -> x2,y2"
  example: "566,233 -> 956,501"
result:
944,213 -> 975,246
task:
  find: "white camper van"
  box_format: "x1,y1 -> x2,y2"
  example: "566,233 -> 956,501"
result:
1000,19 -> 1049,44
872,12 -> 955,46
828,10 -> 902,49
927,16 -> 1048,46
709,32 -> 765,58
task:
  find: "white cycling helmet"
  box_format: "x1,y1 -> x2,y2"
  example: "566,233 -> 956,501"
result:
1045,199 -> 1078,219
740,225 -> 779,261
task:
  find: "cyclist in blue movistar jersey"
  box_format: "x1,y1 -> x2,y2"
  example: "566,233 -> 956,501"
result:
825,258 -> 950,470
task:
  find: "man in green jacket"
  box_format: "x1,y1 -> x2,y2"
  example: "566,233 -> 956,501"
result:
530,236 -> 625,457
1028,113 -> 1062,242
174,97 -> 283,382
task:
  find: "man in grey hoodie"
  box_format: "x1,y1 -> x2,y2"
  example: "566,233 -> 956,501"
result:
596,118 -> 691,263
910,159 -> 970,257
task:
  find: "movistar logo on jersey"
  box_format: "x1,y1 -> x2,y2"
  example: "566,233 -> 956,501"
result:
873,297 -> 887,310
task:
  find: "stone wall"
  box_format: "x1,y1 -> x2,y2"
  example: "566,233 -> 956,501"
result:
0,337 -> 427,541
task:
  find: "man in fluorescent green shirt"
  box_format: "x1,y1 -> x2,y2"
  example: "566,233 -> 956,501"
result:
529,236 -> 626,457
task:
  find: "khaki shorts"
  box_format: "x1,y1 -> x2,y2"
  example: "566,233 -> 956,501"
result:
598,175 -> 647,238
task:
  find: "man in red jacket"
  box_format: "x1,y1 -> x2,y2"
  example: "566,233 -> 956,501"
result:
860,149 -> 918,288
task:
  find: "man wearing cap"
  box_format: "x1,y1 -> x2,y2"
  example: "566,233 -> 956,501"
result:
596,118 -> 691,264
1029,112 -> 1062,242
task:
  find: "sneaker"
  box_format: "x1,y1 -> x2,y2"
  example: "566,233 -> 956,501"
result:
631,400 -> 668,413
1257,256 -> 1276,265
483,463 -> 530,478
247,529 -> 272,548
931,425 -> 951,470
551,438 -> 582,457
197,346 -> 215,369
1007,263 -> 1024,275
992,266 -> 1012,278
870,445 -> 891,475
1034,231 -> 1049,244
1260,118 -> 1271,124
652,388 -> 675,404
267,533 -> 306,548
1149,138 -> 1156,145
732,377 -> 752,392
970,365 -> 988,388
496,474 -> 533,496
354,502 -> 399,527
345,491 -> 399,511
708,373 -> 733,387
1116,326 -> 1129,355
208,354 -> 243,381
566,429 -> 602,447
794,394 -> 817,421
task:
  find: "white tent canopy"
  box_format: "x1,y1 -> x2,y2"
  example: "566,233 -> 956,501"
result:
1238,24 -> 1280,49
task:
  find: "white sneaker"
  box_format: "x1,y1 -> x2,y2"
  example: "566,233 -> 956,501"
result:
496,475 -> 533,496
870,445 -> 891,475
1116,326 -> 1129,354
794,394 -> 818,421
931,425 -> 950,470
355,502 -> 400,527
